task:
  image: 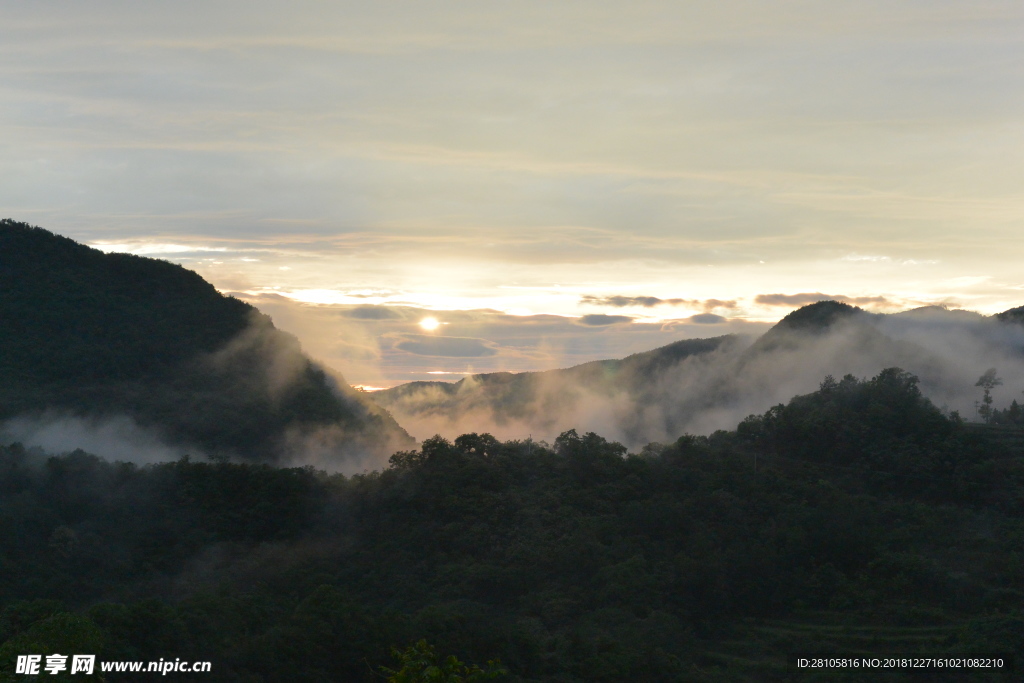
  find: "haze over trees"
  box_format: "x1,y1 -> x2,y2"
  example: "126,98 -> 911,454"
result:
1,370 -> 1023,680
0,219 -> 411,466
2,221 -> 1024,680
374,300 -> 1024,448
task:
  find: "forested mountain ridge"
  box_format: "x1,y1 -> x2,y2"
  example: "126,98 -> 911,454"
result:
997,304 -> 1024,326
371,334 -> 748,446
374,334 -> 736,420
0,219 -> 411,463
373,300 -> 1024,446
742,300 -> 867,354
2,368 -> 1022,681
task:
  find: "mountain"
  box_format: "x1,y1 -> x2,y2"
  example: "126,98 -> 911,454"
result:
371,300 -> 1024,446
379,335 -> 734,411
0,219 -> 411,464
3,368 -> 1023,680
743,300 -> 867,354
372,335 -> 743,444
997,304 -> 1024,326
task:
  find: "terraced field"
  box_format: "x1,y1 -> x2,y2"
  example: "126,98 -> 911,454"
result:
966,424 -> 1024,455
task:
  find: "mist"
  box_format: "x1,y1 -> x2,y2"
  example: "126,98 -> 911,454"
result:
186,311 -> 414,473
0,413 -> 198,464
371,306 -> 1024,449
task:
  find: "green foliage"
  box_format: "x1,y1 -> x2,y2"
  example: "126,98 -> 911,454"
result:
0,612 -> 103,682
976,368 -> 1004,423
736,368 -> 978,500
373,337 -> 735,438
2,368 -> 1023,680
380,640 -> 506,682
771,300 -> 864,333
0,219 -> 409,461
0,601 -> 64,643
995,304 -> 1024,326
991,398 -> 1024,426
952,616 -> 1024,655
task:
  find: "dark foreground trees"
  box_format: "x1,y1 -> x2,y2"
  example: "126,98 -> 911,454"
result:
1,369 -> 1023,681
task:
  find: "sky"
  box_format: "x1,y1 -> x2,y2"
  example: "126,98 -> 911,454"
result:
4,1 -> 1024,388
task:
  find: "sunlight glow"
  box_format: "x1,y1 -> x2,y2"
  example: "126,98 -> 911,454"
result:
90,242 -> 227,255
419,317 -> 440,331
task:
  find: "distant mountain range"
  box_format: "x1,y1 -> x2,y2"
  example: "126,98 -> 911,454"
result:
5,218 -> 1024,461
371,300 -> 1024,447
0,219 -> 411,464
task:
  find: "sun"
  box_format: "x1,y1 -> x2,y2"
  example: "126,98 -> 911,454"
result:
419,317 -> 440,331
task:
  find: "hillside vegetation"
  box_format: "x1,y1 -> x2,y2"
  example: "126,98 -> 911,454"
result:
1,369 -> 1022,681
0,219 -> 410,462
374,335 -> 736,436
373,300 -> 1024,447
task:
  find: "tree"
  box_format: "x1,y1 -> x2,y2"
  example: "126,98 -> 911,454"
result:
0,613 -> 103,682
1008,399 -> 1022,425
379,640 -> 506,683
975,368 -> 1003,423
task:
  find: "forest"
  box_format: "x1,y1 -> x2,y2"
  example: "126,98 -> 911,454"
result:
2,369 -> 1022,681
0,219 -> 411,465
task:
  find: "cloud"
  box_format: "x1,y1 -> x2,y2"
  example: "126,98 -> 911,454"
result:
581,296 -> 738,311
755,293 -> 834,306
331,340 -> 381,362
392,334 -> 499,357
841,254 -> 891,263
343,305 -> 404,320
577,314 -> 633,326
756,293 -> 889,307
704,299 -> 739,310
689,313 -> 726,324
581,295 -> 683,308
375,304 -> 1024,452
90,242 -> 228,255
1,413 -> 197,465
838,296 -> 889,306
231,293 -> 774,387
4,0 -> 1024,324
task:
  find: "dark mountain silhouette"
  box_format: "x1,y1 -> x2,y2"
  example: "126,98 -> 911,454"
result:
769,299 -> 865,332
745,300 -> 867,354
3,366 -> 1023,680
997,304 -> 1024,326
372,335 -> 742,444
372,300 -> 1024,446
0,219 -> 411,463
2,226 -> 1023,679
380,335 -> 734,412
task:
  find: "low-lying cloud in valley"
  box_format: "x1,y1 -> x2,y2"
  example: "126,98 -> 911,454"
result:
234,292 -> 774,388
0,413 -> 196,465
390,334 -> 500,357
576,314 -> 633,326
690,313 -> 727,324
755,292 -> 892,307
580,295 -> 739,311
369,304 -> 1024,450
